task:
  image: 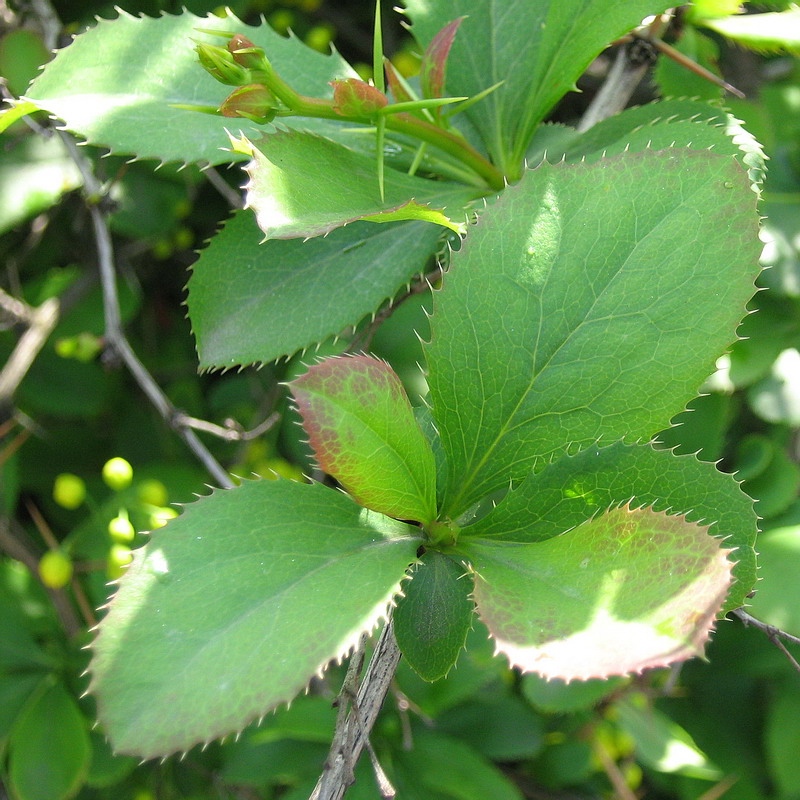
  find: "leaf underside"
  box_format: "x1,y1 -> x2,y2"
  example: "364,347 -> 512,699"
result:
24,9 -> 358,165
464,441 -> 757,611
426,148 -> 760,518
89,479 -> 419,759
700,10 -> 800,55
462,504 -> 735,680
404,0 -> 672,171
289,355 -> 438,524
393,550 -> 475,681
187,211 -> 443,368
244,129 -> 477,239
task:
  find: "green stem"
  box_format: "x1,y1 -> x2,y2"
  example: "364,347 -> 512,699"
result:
258,63 -> 504,190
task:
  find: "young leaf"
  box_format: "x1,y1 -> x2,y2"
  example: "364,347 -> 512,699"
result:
289,355 -> 437,524
426,149 -> 760,518
404,0 -> 672,174
244,130 -> 477,238
393,550 -> 474,681
89,479 -> 419,758
461,505 -> 734,680
463,442 -> 757,610
23,9 -> 358,166
420,18 -> 464,101
188,212 -> 443,369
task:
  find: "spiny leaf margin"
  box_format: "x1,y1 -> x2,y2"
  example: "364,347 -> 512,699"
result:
461,504 -> 735,681
89,478 -> 420,759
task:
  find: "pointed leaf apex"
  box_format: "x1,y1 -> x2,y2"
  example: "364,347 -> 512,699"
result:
420,16 -> 465,100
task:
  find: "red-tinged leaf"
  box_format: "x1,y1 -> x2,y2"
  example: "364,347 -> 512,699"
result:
331,78 -> 388,116
420,17 -> 464,100
289,355 -> 437,524
385,60 -> 415,105
460,505 -> 735,681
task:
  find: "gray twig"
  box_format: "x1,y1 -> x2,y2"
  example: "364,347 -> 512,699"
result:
202,166 -> 244,209
732,608 -> 800,673
56,131 -> 234,490
578,39 -> 656,132
311,620 -> 402,800
0,291 -> 59,407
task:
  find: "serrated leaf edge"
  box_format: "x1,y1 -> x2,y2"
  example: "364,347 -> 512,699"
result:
465,503 -> 737,682
87,475 -> 415,760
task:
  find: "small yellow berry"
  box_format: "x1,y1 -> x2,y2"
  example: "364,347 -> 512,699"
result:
102,457 -> 133,491
39,550 -> 73,588
305,24 -> 334,53
108,516 -> 135,544
107,544 -> 133,580
137,479 -> 168,507
53,473 -> 86,510
173,226 -> 194,250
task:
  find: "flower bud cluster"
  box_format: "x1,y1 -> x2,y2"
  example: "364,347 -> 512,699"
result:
196,34 -> 278,124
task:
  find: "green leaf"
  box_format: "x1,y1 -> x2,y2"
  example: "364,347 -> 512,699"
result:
615,693 -> 721,779
394,622 -> 505,717
748,524 -> 800,638
404,0 -> 671,174
766,679 -> 800,795
541,98 -> 766,189
0,584 -> 54,672
0,135 -> 82,236
700,10 -> 800,54
24,9 -> 358,166
0,674 -> 45,744
244,130 -> 475,238
8,681 -> 91,800
89,479 -> 419,758
741,445 -> 800,520
393,728 -> 523,800
85,732 -> 137,789
654,28 -> 723,102
289,355 -> 437,524
426,150 -> 760,517
188,211 -> 442,368
394,550 -> 474,681
748,348 -> 800,426
460,504 -> 735,680
522,673 -> 625,713
437,692 -> 545,760
464,442 -> 757,610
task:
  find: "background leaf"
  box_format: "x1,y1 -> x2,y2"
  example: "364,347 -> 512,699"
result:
188,211 -> 442,368
700,10 -> 800,54
393,550 -> 474,681
244,129 -> 476,238
24,9 -> 358,165
289,355 -> 437,523
426,149 -> 760,518
8,681 -> 91,800
89,479 -> 419,758
461,505 -> 735,680
463,442 -> 757,610
404,0 -> 671,174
